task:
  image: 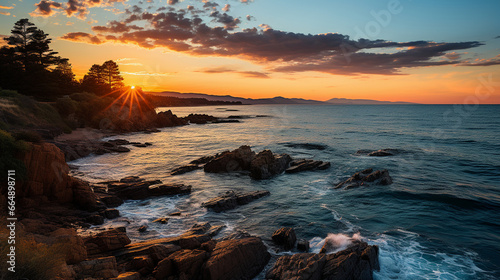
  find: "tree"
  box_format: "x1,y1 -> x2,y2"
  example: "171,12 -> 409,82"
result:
101,60 -> 124,90
28,29 -> 59,69
4,19 -> 38,69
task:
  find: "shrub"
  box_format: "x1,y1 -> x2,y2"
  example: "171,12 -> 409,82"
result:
54,97 -> 78,117
0,129 -> 28,182
13,130 -> 42,143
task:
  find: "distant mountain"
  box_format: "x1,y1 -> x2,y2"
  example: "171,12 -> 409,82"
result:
326,98 -> 416,105
147,91 -> 417,105
147,91 -> 326,105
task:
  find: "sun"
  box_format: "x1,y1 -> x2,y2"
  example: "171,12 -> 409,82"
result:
131,85 -> 135,89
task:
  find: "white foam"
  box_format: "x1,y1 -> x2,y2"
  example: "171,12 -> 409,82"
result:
309,232 -> 363,254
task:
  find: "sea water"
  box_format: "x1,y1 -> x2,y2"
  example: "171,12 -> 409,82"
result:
70,104 -> 500,279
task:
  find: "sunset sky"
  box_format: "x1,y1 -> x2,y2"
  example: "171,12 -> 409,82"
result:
1,0 -> 499,103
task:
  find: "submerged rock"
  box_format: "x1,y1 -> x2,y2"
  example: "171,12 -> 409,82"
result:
286,159 -> 331,174
335,168 -> 393,190
284,143 -> 329,150
356,148 -> 403,157
202,190 -> 270,212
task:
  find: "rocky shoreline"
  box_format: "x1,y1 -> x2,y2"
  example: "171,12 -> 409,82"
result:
2,134 -> 393,279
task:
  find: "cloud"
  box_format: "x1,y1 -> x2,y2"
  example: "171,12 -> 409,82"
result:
60,31 -> 102,43
60,9 -> 489,75
30,0 -> 125,19
0,5 -> 14,9
121,71 -> 174,76
222,4 -> 230,12
459,55 -> 500,66
495,36 -> 500,39
167,0 -> 178,5
246,15 -> 254,21
444,52 -> 462,60
0,11 -> 11,15
197,66 -> 270,78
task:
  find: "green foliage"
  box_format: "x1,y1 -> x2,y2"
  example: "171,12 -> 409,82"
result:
54,96 -> 78,117
0,129 -> 28,181
13,130 -> 42,143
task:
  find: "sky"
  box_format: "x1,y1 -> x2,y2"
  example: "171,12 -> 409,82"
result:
1,0 -> 500,104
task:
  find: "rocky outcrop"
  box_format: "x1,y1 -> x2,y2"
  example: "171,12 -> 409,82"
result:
203,237 -> 271,280
93,176 -> 192,200
356,148 -> 403,157
335,168 -> 393,190
286,159 -> 331,174
250,150 -> 293,179
183,113 -> 218,124
83,227 -> 131,257
153,249 -> 209,280
155,110 -> 188,127
47,228 -> 87,264
71,256 -> 119,279
266,242 -> 380,280
202,190 -> 270,212
297,239 -> 310,252
171,164 -> 202,176
272,227 -> 297,250
204,145 -> 256,173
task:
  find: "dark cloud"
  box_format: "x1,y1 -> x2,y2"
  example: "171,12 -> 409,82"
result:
61,32 -> 102,44
167,0 -> 179,5
495,36 -> 500,39
246,15 -> 254,21
61,9 -> 489,75
32,0 -> 62,16
197,66 -> 270,78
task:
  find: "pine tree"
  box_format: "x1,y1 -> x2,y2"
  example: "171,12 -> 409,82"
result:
101,60 -> 124,90
4,18 -> 38,69
28,29 -> 59,69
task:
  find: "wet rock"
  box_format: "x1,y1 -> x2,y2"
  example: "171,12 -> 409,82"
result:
153,217 -> 169,224
108,139 -> 130,145
203,237 -> 271,280
86,214 -> 104,225
110,271 -> 141,280
120,176 -> 144,183
297,239 -> 310,252
266,242 -> 379,280
171,164 -> 201,176
156,110 -> 188,127
286,159 -> 331,174
169,211 -> 181,216
356,148 -> 403,157
105,177 -> 191,200
139,225 -> 148,232
204,145 -> 256,173
190,155 -> 216,165
104,209 -> 120,219
149,184 -> 192,196
335,169 -> 393,190
97,193 -> 124,208
202,190 -> 270,212
284,143 -> 329,150
183,113 -> 218,124
250,150 -> 292,179
272,227 -> 297,250
132,143 -> 148,147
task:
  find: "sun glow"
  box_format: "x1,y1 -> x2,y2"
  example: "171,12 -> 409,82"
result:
131,85 -> 135,89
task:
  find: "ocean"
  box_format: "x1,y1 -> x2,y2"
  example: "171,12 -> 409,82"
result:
70,104 -> 500,280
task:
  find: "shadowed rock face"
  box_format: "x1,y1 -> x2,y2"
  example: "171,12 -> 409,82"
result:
204,145 -> 256,173
203,237 -> 271,280
335,168 -> 393,190
266,242 -> 380,280
250,150 -> 293,179
272,227 -> 297,250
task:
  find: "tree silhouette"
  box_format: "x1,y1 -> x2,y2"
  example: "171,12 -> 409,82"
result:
101,60 -> 124,90
28,29 -> 59,69
4,19 -> 38,70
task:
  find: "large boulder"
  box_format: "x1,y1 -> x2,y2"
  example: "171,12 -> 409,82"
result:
203,237 -> 271,280
272,227 -> 297,250
202,190 -> 270,212
266,242 -> 380,280
250,150 -> 292,179
153,249 -> 209,280
335,168 -> 393,190
204,146 -> 256,173
83,227 -> 131,256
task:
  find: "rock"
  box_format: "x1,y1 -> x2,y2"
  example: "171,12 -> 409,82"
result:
272,227 -> 297,250
171,164 -> 201,176
203,237 -> 271,280
104,209 -> 120,219
111,272 -> 141,280
284,143 -> 329,150
218,230 -> 252,241
156,110 -> 188,127
286,159 -> 331,174
154,249 -> 209,280
72,177 -> 98,211
71,256 -> 119,279
169,211 -> 181,216
250,150 -> 292,179
335,169 -> 393,190
189,155 -> 215,165
322,242 -> 380,280
266,253 -> 327,280
266,242 -> 379,280
130,255 -> 155,274
120,176 -> 144,183
202,190 -> 270,212
139,225 -> 148,232
356,148 -> 402,157
108,139 -> 130,145
97,193 -> 124,208
86,214 -> 104,225
132,143 -> 148,147
84,227 -> 131,256
204,146 -> 256,173
297,239 -> 310,252
368,150 -> 393,157
109,146 -> 131,153
153,217 -> 169,224
183,113 -> 218,124
200,240 -> 217,252
48,228 -> 87,264
148,184 -> 192,196
145,142 -> 153,146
